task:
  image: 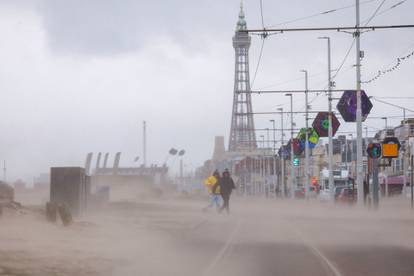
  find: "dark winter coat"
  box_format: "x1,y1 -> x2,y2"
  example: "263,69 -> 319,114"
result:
217,175 -> 235,196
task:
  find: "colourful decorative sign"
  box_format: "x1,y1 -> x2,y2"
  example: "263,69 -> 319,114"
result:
312,112 -> 340,137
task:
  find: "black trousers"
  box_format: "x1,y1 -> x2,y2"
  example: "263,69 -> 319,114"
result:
220,193 -> 231,213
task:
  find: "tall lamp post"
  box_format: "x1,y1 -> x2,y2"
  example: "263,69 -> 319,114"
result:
300,69 -> 310,199
318,36 -> 335,201
285,93 -> 295,198
270,119 -> 277,198
355,0 -> 364,207
278,107 -> 285,197
260,134 -> 265,195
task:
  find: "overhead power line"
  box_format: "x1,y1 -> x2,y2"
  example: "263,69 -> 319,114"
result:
250,0 -> 266,89
361,0 -> 408,24
364,0 -> 388,25
332,40 -> 356,81
370,97 -> 414,113
374,96 -> 414,99
251,39 -> 265,89
244,24 -> 414,34
265,0 -> 380,28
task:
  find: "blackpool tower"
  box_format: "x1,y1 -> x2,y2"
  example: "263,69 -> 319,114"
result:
228,4 -> 257,152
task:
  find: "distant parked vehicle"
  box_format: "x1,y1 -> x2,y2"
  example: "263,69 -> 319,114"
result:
336,188 -> 357,204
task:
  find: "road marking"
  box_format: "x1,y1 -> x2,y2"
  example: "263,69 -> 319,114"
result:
284,219 -> 343,276
201,220 -> 241,276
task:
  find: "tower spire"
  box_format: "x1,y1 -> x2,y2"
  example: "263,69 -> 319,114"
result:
236,1 -> 247,31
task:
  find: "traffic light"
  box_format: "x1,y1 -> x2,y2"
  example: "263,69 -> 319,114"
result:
293,157 -> 300,166
366,143 -> 381,159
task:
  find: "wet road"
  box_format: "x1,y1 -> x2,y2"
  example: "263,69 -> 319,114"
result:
1,197 -> 414,276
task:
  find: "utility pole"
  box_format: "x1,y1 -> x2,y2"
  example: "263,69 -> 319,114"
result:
3,160 -> 6,182
372,157 -> 379,209
270,119 -> 277,198
278,108 -> 285,197
319,36 -> 335,202
266,128 -> 271,197
301,70 -> 310,199
285,93 -> 295,198
143,121 -> 147,167
261,135 -> 266,196
355,0 -> 364,206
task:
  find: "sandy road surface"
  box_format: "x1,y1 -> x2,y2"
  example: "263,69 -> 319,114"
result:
1,197 -> 414,275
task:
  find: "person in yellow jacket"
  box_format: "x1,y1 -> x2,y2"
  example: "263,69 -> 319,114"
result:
202,170 -> 222,212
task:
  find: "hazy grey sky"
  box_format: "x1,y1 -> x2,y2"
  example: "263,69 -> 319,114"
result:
0,0 -> 413,182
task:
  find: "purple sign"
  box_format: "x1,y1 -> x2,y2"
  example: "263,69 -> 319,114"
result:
336,90 -> 373,122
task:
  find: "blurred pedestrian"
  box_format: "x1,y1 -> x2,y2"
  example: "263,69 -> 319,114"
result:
216,168 -> 235,214
202,170 -> 222,212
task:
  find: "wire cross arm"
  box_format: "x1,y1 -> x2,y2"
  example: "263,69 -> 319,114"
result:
243,24 -> 414,34
235,111 -> 339,115
247,89 -> 346,94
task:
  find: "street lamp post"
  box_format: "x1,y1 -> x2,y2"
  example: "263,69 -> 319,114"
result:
319,36 -> 335,201
355,0 -> 365,207
266,128 -> 271,197
270,119 -> 277,198
381,117 -> 389,197
260,134 -> 265,195
266,128 -> 270,150
301,69 -> 310,199
285,93 -> 295,198
278,108 -> 285,197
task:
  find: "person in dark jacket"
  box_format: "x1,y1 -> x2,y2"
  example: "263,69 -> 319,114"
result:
215,168 -> 235,214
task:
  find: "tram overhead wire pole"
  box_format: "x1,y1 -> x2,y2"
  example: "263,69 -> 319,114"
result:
285,93 -> 295,199
318,36 -> 335,202
270,119 -> 277,198
278,107 -> 286,197
355,0 -> 364,207
301,69 -> 310,200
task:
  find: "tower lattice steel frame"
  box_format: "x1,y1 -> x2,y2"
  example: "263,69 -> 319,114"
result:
229,5 -> 257,152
